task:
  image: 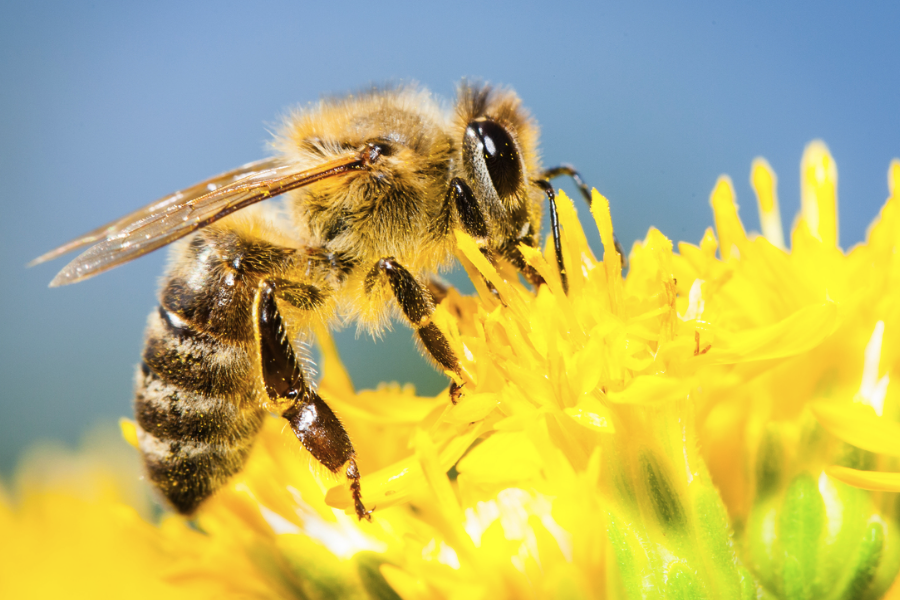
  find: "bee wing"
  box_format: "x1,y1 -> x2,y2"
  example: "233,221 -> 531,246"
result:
29,157 -> 291,268
40,153 -> 366,287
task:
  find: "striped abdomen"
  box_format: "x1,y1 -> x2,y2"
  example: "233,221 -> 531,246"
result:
134,228 -> 292,514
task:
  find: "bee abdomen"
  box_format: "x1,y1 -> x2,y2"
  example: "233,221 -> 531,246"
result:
136,426 -> 259,515
135,363 -> 262,444
143,306 -> 253,397
136,297 -> 265,514
135,364 -> 264,514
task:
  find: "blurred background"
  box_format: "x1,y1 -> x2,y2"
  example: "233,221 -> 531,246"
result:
1,0 -> 898,473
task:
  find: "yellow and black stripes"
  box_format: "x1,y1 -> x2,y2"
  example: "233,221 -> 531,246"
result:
133,225 -> 302,515
142,307 -> 253,397
134,363 -> 264,514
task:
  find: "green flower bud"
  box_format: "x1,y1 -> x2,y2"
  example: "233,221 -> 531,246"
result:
743,423 -> 900,599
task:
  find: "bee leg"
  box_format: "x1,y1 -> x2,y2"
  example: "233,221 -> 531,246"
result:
282,396 -> 370,521
540,164 -> 592,205
256,281 -> 371,521
496,232 -> 545,288
534,180 -> 569,294
540,164 -> 627,268
443,177 -> 539,292
445,178 -> 489,240
444,178 -> 498,290
365,259 -> 462,402
425,276 -> 451,304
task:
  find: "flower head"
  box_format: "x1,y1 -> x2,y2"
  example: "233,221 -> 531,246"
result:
3,142 -> 900,599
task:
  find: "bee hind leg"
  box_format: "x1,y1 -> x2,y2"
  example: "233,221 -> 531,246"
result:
282,396 -> 371,520
256,281 -> 371,520
365,258 -> 463,404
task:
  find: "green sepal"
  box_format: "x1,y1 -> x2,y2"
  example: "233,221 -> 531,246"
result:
756,425 -> 784,500
691,482 -> 749,597
737,567 -> 761,600
354,551 -> 402,600
836,520 -> 884,600
641,453 -> 686,533
276,534 -> 368,600
665,562 -> 708,600
743,469 -> 900,599
606,510 -> 650,599
818,478 -> 874,596
779,473 -> 825,600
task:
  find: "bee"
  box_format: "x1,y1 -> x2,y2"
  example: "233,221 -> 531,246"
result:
31,82 -> 595,520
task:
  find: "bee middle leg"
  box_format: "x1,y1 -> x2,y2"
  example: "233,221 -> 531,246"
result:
256,280 -> 371,520
365,258 -> 463,403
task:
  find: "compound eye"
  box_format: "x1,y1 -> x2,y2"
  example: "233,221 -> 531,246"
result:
466,119 -> 522,199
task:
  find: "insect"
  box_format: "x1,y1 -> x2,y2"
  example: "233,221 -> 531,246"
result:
31,82 -> 596,520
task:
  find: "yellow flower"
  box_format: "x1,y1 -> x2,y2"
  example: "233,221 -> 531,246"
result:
2,141 -> 900,599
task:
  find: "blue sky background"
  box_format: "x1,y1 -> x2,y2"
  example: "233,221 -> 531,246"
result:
1,0 -> 898,471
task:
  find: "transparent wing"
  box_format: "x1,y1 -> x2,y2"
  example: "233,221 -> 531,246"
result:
29,157 -> 290,268
37,153 -> 365,287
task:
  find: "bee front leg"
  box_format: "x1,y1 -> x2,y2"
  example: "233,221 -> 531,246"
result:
540,164 -> 592,205
540,164 -> 627,269
534,179 -> 569,294
495,229 -> 545,289
255,281 -> 371,520
443,177 -> 498,272
444,177 -> 544,290
365,258 -> 463,404
444,177 -> 489,241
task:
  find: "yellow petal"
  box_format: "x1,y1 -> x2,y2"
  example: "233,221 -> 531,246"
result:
446,393 -> 500,424
455,231 -> 527,318
314,326 -> 356,396
800,140 -> 839,246
826,466 -> 900,492
327,385 -> 444,424
750,157 -> 786,250
455,431 -> 544,485
554,190 -> 591,296
607,375 -> 694,406
325,423 -> 484,512
705,302 -> 838,363
119,418 -> 139,450
564,397 -> 616,433
811,402 -> 900,457
890,158 -> 900,198
590,189 -> 622,274
710,176 -> 747,260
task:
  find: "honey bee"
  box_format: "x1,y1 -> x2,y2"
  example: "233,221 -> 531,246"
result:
32,82 -> 595,520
